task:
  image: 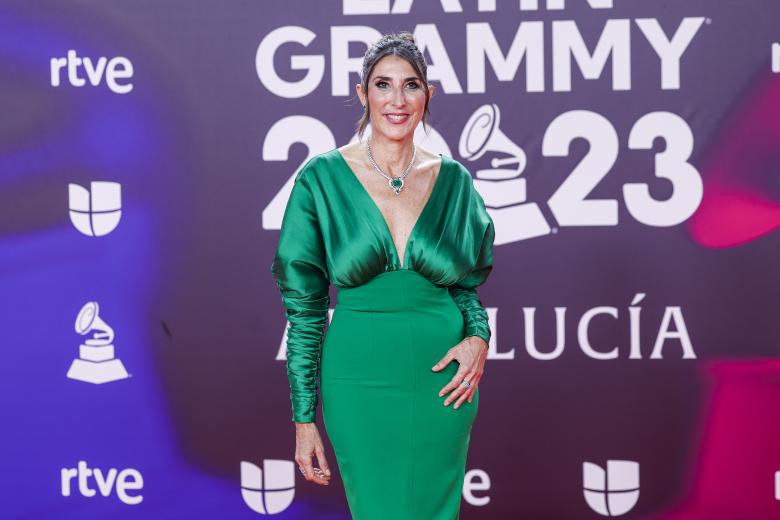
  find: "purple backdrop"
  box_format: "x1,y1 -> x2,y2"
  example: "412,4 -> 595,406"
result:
1,0 -> 779,518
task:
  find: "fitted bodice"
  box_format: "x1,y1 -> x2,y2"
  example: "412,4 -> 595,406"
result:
288,148 -> 494,288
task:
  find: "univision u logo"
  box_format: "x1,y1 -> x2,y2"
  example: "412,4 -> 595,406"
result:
68,181 -> 122,236
241,460 -> 295,514
583,460 -> 640,516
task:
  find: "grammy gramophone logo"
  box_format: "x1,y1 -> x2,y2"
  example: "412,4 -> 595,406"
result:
459,103 -> 550,245
66,301 -> 129,384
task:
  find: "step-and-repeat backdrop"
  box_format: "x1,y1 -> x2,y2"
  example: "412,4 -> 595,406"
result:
2,1 -> 779,518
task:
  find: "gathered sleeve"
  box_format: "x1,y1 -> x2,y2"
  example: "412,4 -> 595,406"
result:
270,167 -> 330,423
447,177 -> 495,344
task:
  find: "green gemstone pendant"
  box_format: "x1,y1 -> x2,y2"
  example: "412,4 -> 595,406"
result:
389,177 -> 404,195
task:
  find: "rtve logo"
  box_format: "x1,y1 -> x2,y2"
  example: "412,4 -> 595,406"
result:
583,460 -> 640,516
60,460 -> 143,505
68,181 -> 122,236
50,50 -> 134,94
241,460 -> 296,514
462,468 -> 491,506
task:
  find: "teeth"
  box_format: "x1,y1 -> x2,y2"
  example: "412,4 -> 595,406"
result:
387,114 -> 408,122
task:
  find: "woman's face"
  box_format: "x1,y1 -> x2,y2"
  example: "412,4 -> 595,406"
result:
358,55 -> 432,143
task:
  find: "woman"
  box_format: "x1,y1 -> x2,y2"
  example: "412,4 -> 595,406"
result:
271,32 -> 495,519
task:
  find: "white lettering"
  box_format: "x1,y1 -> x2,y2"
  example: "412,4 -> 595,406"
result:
60,460 -> 144,505
49,50 -> 133,94
414,24 -> 463,93
330,25 -> 382,96
578,306 -> 619,360
520,294 -> 697,360
463,469 -> 491,506
257,17 -> 705,95
553,19 -> 631,91
624,111 -> 702,226
525,307 -> 566,360
343,0 -> 464,15
256,26 -> 324,98
93,467 -> 117,497
106,57 -> 133,94
635,17 -> 705,90
537,0 -> 613,9
466,22 -> 544,93
628,293 -> 645,359
650,306 -> 696,359
344,0 -> 615,14
60,467 -> 77,496
116,469 -> 144,506
77,460 -> 95,497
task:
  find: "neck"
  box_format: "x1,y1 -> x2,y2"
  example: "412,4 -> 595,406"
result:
367,133 -> 415,177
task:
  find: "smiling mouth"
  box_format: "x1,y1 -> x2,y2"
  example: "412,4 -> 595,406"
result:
385,113 -> 410,124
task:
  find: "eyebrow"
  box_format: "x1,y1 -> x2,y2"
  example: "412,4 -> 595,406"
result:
373,75 -> 421,82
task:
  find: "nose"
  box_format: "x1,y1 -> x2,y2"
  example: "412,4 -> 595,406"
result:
391,85 -> 405,107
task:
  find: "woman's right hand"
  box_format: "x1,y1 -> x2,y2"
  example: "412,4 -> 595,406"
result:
295,422 -> 332,485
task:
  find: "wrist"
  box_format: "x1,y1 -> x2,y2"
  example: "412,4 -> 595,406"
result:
465,335 -> 489,350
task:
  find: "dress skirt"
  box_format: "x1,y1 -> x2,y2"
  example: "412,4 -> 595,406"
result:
321,269 -> 479,520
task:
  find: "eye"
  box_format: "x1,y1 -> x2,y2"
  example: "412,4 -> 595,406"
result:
375,80 -> 389,89
406,81 -> 420,90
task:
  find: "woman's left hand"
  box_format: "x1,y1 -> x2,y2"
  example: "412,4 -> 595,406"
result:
431,336 -> 488,409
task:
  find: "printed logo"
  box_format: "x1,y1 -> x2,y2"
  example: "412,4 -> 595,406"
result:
60,460 -> 143,505
67,302 -> 129,384
459,103 -> 545,245
50,50 -> 134,94
68,181 -> 122,236
583,460 -> 639,516
462,468 -> 491,506
241,460 -> 295,514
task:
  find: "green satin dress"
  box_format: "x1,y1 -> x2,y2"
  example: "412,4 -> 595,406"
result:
271,148 -> 495,519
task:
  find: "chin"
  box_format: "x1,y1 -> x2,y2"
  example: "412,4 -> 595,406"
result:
374,124 -> 415,142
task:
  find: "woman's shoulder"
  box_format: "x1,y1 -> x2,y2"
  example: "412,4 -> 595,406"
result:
407,146 -> 473,186
434,152 -> 477,190
294,148 -> 344,182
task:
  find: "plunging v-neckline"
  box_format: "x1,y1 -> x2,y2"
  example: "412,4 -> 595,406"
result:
334,149 -> 447,270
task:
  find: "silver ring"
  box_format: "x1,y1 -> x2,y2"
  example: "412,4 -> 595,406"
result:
460,380 -> 471,388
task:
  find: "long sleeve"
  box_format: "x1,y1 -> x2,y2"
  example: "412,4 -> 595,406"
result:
270,168 -> 330,423
448,180 -> 495,345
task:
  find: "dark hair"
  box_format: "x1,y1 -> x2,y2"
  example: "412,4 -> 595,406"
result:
356,31 -> 431,141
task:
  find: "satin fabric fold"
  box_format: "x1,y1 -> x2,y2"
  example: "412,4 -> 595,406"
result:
271,149 -> 495,423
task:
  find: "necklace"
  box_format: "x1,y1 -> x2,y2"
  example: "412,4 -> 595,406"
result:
366,139 -> 417,196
